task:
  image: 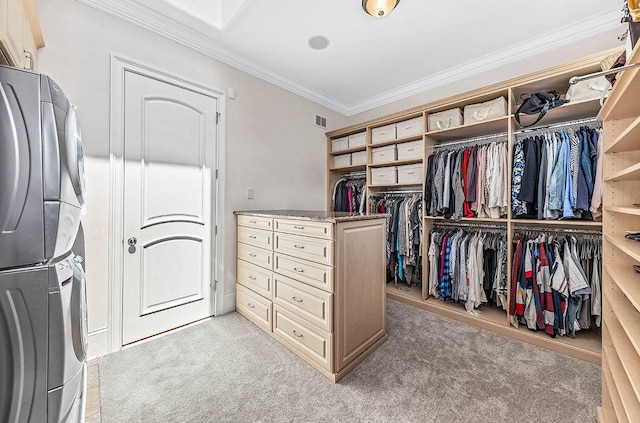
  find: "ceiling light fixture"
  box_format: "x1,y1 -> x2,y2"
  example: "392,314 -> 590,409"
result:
362,0 -> 400,18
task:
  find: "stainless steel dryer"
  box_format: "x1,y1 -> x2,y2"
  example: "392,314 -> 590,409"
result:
0,65 -> 87,423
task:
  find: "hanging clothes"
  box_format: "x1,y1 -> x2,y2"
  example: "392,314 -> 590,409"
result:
511,126 -> 603,221
425,141 -> 508,220
370,194 -> 423,288
510,232 -> 602,338
333,176 -> 366,213
427,225 -> 508,316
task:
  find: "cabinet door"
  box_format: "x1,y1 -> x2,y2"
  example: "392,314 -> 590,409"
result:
0,0 -> 25,66
22,19 -> 36,70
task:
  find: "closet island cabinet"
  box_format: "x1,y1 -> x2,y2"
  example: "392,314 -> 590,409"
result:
0,0 -> 43,69
325,47 -> 627,367
598,41 -> 640,423
234,211 -> 388,382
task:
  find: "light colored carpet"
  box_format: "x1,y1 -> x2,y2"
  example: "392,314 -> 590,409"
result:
98,299 -> 601,422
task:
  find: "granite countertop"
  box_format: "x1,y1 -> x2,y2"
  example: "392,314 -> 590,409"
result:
234,210 -> 388,222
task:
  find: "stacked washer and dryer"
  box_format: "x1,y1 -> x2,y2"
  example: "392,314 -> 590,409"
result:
0,65 -> 88,422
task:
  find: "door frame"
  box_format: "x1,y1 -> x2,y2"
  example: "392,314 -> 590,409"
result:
108,55 -> 226,353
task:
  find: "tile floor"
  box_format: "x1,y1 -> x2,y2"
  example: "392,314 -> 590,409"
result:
86,360 -> 101,423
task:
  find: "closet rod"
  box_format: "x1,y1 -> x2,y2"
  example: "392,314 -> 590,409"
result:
370,190 -> 423,196
433,220 -> 506,230
513,117 -> 600,135
341,171 -> 366,178
512,225 -> 602,235
431,132 -> 508,149
569,62 -> 640,85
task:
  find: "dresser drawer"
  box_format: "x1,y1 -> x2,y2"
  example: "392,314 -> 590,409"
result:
237,215 -> 273,231
274,253 -> 333,293
273,305 -> 333,372
237,259 -> 273,299
395,116 -> 423,138
274,232 -> 333,266
274,219 -> 333,240
237,243 -> 272,270
236,284 -> 272,333
274,274 -> 333,333
237,226 -> 273,250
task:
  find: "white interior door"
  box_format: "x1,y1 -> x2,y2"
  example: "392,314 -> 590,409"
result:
122,70 -> 217,345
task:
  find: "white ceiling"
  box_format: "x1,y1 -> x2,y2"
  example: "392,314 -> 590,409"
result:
79,0 -> 623,116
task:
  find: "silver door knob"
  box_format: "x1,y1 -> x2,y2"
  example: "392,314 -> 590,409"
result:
128,237 -> 137,246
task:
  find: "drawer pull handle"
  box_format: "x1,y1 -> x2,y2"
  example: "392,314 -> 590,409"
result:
293,226 -> 305,230
249,220 -> 257,224
249,253 -> 257,258
407,148 -> 415,151
249,235 -> 257,239
293,268 -> 305,273
405,126 -> 413,129
247,303 -> 255,309
249,276 -> 257,280
294,245 -> 305,249
407,171 -> 415,174
293,330 -> 304,338
292,296 -> 303,303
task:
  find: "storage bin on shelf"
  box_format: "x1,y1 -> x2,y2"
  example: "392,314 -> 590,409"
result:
463,96 -> 508,124
428,108 -> 463,131
348,132 -> 366,148
333,153 -> 351,168
351,151 -> 367,166
397,164 -> 422,184
331,136 -> 349,152
371,166 -> 397,185
397,140 -> 423,161
371,145 -> 397,164
396,116 -> 423,138
372,123 -> 396,144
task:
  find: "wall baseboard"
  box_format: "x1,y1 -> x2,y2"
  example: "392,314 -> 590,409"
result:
87,328 -> 109,360
221,293 -> 236,315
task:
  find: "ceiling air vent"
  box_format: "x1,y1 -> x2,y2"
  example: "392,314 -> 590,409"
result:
315,114 -> 327,129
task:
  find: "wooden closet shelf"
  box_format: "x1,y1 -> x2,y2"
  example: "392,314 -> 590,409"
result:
511,323 -> 602,359
599,43 -> 640,122
603,282 -> 640,358
386,284 -> 423,302
605,115 -> 640,154
329,164 -> 366,172
603,319 -> 640,403
604,263 -> 640,312
329,146 -> 366,156
424,216 -> 508,224
369,182 -> 422,188
368,158 -> 423,168
369,134 -> 423,148
426,116 -> 509,142
515,98 -> 602,129
597,407 -> 617,423
602,363 -> 630,423
606,162 -> 640,182
512,219 -> 603,228
605,205 -> 640,217
602,346 -> 640,421
605,234 -> 640,263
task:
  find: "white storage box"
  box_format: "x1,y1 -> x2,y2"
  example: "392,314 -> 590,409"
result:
331,136 -> 349,152
463,96 -> 508,124
351,151 -> 367,166
396,117 -> 423,138
348,132 -> 366,148
371,166 -> 397,185
371,123 -> 396,144
333,153 -> 351,168
397,163 -> 423,185
428,108 -> 463,132
397,140 -> 424,161
371,145 -> 397,164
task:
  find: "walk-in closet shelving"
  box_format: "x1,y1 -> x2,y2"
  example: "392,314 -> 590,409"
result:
327,48 -> 622,365
591,41 -> 640,422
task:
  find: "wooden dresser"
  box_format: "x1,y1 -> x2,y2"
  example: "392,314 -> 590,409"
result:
234,210 -> 388,382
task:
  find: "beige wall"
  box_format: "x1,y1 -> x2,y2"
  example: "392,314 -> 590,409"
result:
34,0 -> 348,352
347,29 -> 623,124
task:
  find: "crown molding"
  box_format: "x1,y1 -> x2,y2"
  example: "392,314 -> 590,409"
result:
76,0 -> 351,115
347,8 -> 622,116
77,1 -> 621,117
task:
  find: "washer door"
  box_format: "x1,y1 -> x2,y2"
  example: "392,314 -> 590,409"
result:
64,104 -> 85,209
